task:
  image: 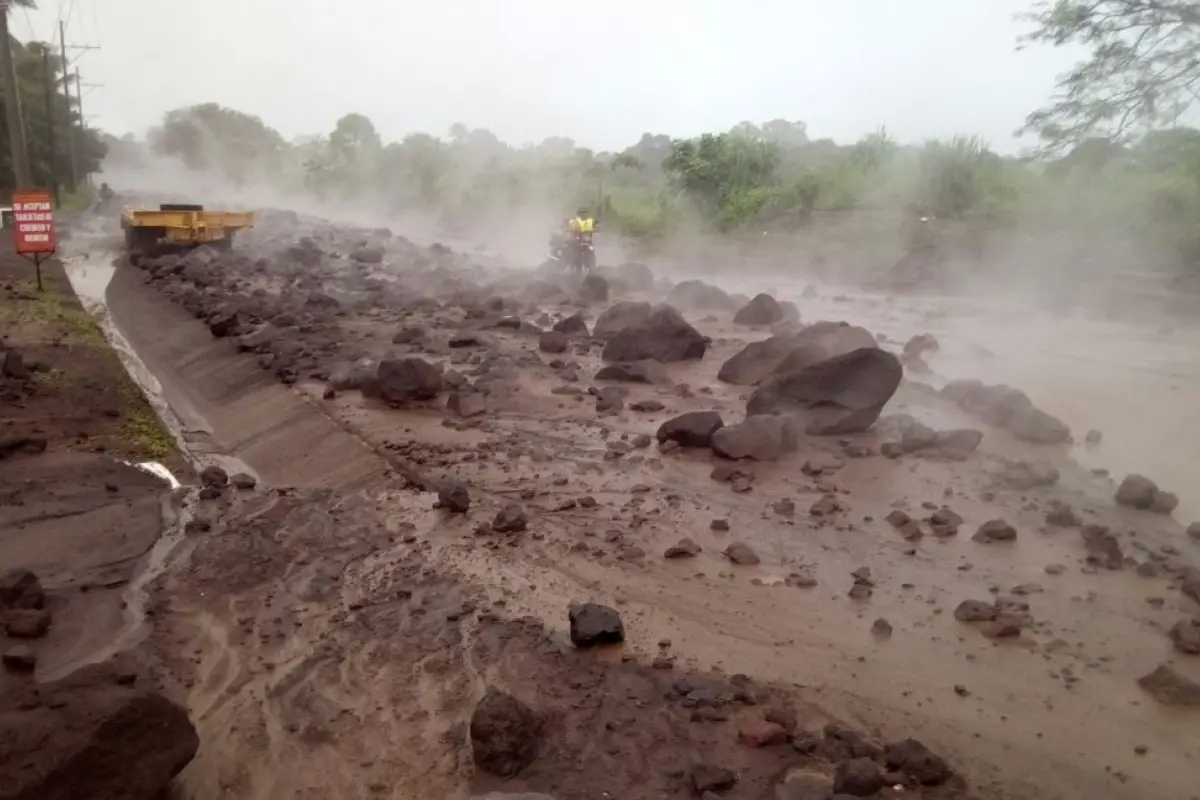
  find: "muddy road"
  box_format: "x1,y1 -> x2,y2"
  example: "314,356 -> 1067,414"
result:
20,209 -> 1199,800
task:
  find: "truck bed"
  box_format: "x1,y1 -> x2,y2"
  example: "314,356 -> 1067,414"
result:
121,208 -> 254,231
121,205 -> 254,254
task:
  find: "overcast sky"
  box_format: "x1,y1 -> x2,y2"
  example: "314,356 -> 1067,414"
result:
17,0 -> 1081,152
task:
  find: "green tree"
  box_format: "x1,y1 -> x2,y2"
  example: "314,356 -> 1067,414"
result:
149,103 -> 285,179
320,113 -> 383,195
0,38 -> 104,195
664,133 -> 782,224
1020,1 -> 1200,153
329,113 -> 381,162
376,132 -> 451,207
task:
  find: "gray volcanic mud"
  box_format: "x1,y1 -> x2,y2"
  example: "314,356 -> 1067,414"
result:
109,209 -> 1200,800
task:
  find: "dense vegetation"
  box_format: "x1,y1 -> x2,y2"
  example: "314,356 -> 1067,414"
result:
0,37 -> 107,199
102,106 -> 1198,273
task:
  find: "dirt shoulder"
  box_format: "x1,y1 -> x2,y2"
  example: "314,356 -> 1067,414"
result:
1,228 -> 186,704
0,231 -> 186,475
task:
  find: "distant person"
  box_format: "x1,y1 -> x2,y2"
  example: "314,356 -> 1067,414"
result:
568,207 -> 595,237
99,182 -> 114,203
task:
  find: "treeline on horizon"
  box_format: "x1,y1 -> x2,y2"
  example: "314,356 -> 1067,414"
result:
99,106 -> 1200,273
72,0 -> 1200,273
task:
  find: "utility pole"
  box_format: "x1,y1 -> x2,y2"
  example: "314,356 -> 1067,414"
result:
72,69 -> 105,186
58,20 -> 76,190
41,46 -> 58,206
0,0 -> 32,190
73,69 -> 85,185
58,21 -> 97,192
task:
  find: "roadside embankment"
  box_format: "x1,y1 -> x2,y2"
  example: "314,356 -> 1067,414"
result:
0,233 -> 199,800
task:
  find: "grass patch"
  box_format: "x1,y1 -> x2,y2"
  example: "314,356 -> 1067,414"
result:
3,265 -> 182,466
59,185 -> 97,213
116,370 -> 176,462
0,278 -> 104,344
29,368 -> 69,391
121,407 -> 175,460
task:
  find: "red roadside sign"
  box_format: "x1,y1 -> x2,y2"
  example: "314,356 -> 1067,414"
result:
11,189 -> 56,255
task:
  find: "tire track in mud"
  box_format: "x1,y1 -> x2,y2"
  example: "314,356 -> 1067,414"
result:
145,481 -> 977,800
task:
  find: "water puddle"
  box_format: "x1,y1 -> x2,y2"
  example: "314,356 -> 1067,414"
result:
37,456 -> 192,683
130,459 -> 181,488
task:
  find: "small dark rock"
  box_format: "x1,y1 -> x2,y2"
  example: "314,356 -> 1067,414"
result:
972,519 -> 1016,543
469,688 -> 541,777
691,764 -> 738,794
1168,619 -> 1200,655
538,331 -> 568,354
2,608 -> 51,639
492,504 -> 529,533
230,472 -> 257,490
568,602 -> 624,648
2,644 -> 35,672
1137,663 -> 1200,706
724,542 -> 760,565
954,599 -> 997,622
199,465 -> 228,488
438,479 -> 471,513
833,758 -> 885,796
664,538 -> 702,559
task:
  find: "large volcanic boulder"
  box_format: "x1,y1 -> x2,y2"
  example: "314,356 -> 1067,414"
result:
0,680 -> 199,800
718,321 -> 878,386
656,411 -> 725,448
613,262 -> 655,291
710,414 -> 800,461
666,280 -> 736,311
592,301 -> 652,340
940,380 -> 1071,444
732,293 -> 785,326
375,357 -> 443,406
594,359 -> 668,384
746,347 -> 902,434
551,312 -> 589,337
601,305 -> 707,363
578,274 -> 609,303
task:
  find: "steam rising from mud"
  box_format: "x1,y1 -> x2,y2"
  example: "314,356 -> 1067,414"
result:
98,151 -> 1200,524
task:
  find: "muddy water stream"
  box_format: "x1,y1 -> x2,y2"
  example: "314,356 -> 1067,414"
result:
53,231 -> 257,676
655,266 -> 1200,524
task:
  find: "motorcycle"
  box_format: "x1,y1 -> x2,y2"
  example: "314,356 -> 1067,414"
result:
549,232 -> 596,276
91,192 -> 118,216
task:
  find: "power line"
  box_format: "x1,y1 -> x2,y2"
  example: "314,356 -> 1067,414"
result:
64,0 -> 79,34
58,18 -> 99,189
20,5 -> 37,40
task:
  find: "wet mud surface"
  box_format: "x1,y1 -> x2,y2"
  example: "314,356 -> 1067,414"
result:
4,213 -> 1199,800
145,484 -> 971,800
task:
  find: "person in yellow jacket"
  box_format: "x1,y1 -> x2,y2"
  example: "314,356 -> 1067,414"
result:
558,207 -> 597,273
567,207 -> 596,237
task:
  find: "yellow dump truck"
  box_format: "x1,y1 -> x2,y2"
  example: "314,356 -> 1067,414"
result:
121,203 -> 254,257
